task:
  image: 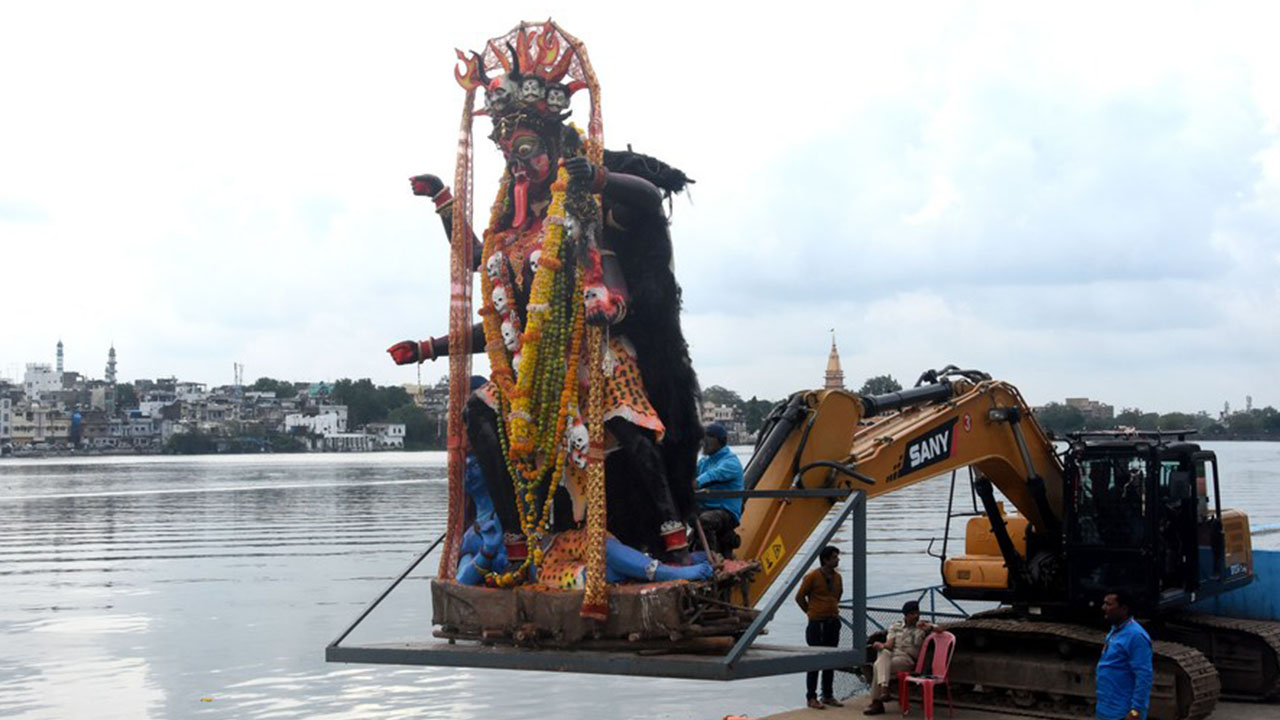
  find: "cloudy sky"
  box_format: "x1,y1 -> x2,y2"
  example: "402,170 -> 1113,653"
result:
3,2 -> 1277,413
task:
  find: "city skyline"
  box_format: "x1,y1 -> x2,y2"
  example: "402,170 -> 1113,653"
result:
3,3 -> 1277,414
3,335 -> 1267,418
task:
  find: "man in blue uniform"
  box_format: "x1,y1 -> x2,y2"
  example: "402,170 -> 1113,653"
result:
1096,591 -> 1153,720
695,423 -> 744,557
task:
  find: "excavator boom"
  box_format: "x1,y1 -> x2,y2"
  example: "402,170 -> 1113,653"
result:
739,374 -> 1063,606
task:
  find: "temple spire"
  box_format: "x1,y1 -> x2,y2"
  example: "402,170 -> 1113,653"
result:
824,330 -> 845,390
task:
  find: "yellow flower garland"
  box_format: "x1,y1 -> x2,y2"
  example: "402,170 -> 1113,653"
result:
477,160 -> 596,587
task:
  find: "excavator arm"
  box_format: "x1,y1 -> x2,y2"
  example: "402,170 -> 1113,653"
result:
736,370 -> 1066,606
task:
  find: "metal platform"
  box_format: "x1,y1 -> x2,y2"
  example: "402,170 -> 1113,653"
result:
326,641 -> 855,681
326,489 -> 867,681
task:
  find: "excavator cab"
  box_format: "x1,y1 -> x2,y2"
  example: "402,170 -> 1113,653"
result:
1062,432 -> 1252,614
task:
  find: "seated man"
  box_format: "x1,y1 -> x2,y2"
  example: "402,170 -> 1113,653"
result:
865,600 -> 933,715
695,423 -> 744,558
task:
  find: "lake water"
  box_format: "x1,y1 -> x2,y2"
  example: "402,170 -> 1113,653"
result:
1,443 -> 1276,719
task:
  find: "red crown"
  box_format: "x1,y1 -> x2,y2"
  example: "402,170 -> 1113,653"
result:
455,21 -> 589,120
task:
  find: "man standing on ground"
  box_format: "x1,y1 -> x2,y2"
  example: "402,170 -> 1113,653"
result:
796,545 -> 844,709
695,423 -> 744,557
1096,591 -> 1153,720
864,600 -> 933,715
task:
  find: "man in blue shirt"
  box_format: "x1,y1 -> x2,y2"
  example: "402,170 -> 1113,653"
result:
696,423 -> 744,557
1096,591 -> 1153,720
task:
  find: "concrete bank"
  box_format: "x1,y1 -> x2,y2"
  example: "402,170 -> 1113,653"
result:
763,694 -> 1261,719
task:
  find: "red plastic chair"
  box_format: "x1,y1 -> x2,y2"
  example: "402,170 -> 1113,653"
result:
896,630 -> 956,719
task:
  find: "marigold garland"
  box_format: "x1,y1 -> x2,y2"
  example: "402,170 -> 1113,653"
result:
477,160 -> 599,587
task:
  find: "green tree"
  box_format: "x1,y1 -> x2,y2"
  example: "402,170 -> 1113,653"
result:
702,385 -> 743,407
1261,407 -> 1280,434
1157,412 -> 1200,431
1114,407 -> 1158,429
1226,411 -> 1260,435
249,376 -> 297,399
115,383 -> 138,410
332,379 -> 413,428
743,396 -> 779,437
388,403 -> 444,450
1034,403 -> 1086,434
858,375 -> 902,395
164,430 -> 217,455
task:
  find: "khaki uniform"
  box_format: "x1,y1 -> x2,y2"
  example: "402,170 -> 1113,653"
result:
871,619 -> 928,700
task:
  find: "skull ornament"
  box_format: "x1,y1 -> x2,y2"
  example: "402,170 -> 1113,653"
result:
500,319 -> 519,351
511,351 -> 522,375
584,284 -> 607,307
486,251 -> 505,281
529,248 -> 542,274
567,419 -> 589,469
519,78 -> 545,103
546,84 -> 569,113
491,286 -> 508,314
485,78 -> 516,112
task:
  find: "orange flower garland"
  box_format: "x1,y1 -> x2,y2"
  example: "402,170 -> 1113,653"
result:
477,160 -> 597,586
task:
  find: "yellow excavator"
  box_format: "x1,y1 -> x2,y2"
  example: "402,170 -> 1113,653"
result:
736,366 -> 1276,720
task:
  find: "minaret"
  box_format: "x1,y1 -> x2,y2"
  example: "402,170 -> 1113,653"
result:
56,339 -> 64,375
824,332 -> 845,390
105,345 -> 118,416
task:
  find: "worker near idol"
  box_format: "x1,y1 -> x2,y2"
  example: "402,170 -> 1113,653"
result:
1096,591 -> 1153,720
864,600 -> 933,715
796,545 -> 844,709
695,423 -> 744,557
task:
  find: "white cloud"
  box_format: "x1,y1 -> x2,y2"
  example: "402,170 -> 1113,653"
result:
2,1 -> 1277,414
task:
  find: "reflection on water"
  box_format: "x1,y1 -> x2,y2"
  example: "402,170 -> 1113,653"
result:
1,443 -> 1276,719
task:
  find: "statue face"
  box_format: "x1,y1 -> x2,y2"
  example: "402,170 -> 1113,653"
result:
485,78 -> 516,112
519,77 -> 545,103
500,127 -> 553,185
546,84 -> 569,113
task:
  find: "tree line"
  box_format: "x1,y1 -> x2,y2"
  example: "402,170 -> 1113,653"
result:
167,371 -> 1277,453
1034,402 -> 1280,439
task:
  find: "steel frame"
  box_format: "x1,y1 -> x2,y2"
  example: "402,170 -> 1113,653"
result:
326,490 -> 867,681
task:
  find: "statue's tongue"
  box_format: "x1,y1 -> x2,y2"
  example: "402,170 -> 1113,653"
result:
512,172 -> 529,228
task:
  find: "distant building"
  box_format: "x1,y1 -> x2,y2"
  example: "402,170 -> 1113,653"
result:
699,401 -> 747,445
824,334 -> 845,390
176,382 -> 207,401
1064,397 -> 1115,421
366,423 -> 406,449
321,433 -> 373,452
10,403 -> 72,448
283,405 -> 348,436
23,363 -> 61,399
0,397 -> 11,444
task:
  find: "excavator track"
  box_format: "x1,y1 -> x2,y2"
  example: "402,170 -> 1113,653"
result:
944,614 -> 1219,720
1153,612 -> 1280,701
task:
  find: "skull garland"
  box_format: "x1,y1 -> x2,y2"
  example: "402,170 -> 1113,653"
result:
529,248 -> 542,274
500,319 -> 520,352
491,286 -> 509,315
486,251 -> 506,282
566,416 -> 589,469
583,284 -> 608,311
